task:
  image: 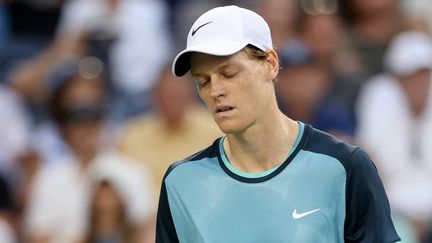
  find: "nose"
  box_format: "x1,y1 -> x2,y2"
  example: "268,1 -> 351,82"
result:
209,77 -> 226,100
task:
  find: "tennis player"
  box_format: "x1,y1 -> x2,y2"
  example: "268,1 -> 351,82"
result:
156,5 -> 400,243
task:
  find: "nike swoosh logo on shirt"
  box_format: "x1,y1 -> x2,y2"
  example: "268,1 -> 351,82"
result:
292,208 -> 320,219
191,21 -> 213,36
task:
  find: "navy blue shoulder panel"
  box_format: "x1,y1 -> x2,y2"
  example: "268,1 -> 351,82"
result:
301,125 -> 358,168
156,180 -> 179,243
343,149 -> 400,242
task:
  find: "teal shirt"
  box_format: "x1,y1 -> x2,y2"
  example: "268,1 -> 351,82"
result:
157,123 -> 400,243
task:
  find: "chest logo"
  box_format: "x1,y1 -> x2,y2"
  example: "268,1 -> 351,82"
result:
292,208 -> 320,219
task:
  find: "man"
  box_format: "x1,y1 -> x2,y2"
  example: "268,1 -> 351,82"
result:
157,5 -> 400,243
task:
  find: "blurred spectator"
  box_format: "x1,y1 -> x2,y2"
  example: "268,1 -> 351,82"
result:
296,12 -> 363,129
7,33 -> 88,124
12,148 -> 40,243
0,85 -> 31,173
85,155 -> 156,243
0,82 -> 40,240
356,31 -> 432,241
298,11 -> 361,76
23,71 -> 155,243
118,66 -> 222,197
276,61 -> 354,140
256,0 -> 300,52
0,173 -> 15,243
277,62 -> 330,122
56,0 -> 172,120
337,0 -> 406,77
0,0 -> 64,83
7,0 -> 173,125
29,68 -> 108,166
84,180 -> 134,243
0,2 -> 9,45
274,10 -> 361,139
6,0 -> 63,39
401,0 -> 432,33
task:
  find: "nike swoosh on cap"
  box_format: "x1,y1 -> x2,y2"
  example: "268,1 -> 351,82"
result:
192,21 -> 213,36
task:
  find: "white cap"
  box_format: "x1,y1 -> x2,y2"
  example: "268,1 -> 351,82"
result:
172,5 -> 273,77
384,31 -> 432,77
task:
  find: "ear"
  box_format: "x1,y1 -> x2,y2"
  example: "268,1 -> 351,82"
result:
265,49 -> 280,81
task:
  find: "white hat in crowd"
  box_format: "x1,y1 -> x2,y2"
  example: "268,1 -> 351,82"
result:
172,5 -> 273,77
89,153 -> 155,225
384,31 -> 432,77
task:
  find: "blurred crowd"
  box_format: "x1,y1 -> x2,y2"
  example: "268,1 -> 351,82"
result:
0,0 -> 431,242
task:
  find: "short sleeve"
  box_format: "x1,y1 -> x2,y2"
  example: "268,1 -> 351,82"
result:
156,179 -> 180,243
344,148 -> 401,242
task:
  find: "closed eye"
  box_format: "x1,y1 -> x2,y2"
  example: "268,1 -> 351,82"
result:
195,78 -> 210,89
221,71 -> 239,79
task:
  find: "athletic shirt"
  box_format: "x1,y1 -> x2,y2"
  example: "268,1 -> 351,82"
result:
156,123 -> 400,243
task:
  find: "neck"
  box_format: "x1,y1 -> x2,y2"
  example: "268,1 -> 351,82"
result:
224,110 -> 299,173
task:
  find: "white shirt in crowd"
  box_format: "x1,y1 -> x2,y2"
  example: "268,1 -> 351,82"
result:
356,73 -> 432,223
24,151 -> 155,243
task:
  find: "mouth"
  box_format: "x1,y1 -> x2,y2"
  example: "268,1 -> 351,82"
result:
215,105 -> 235,116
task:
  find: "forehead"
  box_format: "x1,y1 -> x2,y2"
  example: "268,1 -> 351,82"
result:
190,50 -> 250,76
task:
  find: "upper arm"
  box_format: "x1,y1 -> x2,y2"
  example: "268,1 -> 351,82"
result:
156,180 -> 180,243
344,148 -> 400,243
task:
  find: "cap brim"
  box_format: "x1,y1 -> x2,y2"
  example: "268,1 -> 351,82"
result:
172,41 -> 249,77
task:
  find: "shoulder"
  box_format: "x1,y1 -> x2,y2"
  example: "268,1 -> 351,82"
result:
302,125 -> 376,174
303,126 -> 357,163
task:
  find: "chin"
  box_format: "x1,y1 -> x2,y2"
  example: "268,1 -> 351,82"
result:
215,120 -> 246,134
